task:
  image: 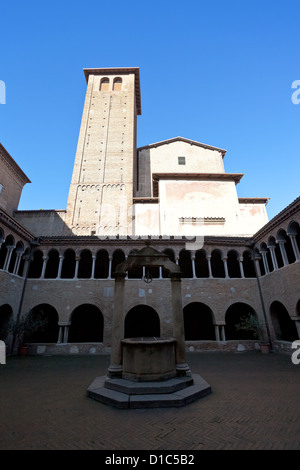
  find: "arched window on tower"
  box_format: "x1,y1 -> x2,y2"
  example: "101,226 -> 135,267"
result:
100,77 -> 109,91
113,77 -> 122,91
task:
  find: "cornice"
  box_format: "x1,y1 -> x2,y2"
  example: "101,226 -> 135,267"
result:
153,172 -> 244,184
0,143 -> 31,185
15,209 -> 66,216
0,208 -> 35,242
138,136 -> 227,157
253,196 -> 300,241
36,234 -> 250,249
133,197 -> 159,204
239,197 -> 270,205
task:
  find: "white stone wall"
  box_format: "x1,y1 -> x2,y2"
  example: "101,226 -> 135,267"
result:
238,202 -> 269,236
136,140 -> 225,197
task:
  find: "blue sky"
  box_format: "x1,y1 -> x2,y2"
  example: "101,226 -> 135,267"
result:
0,0 -> 299,221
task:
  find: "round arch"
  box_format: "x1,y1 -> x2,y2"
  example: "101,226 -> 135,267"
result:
225,302 -> 258,340
124,305 -> 160,338
28,249 -> 43,278
25,304 -> 59,343
61,249 -> 76,278
288,221 -> 300,259
45,249 -> 59,278
269,235 -> 283,269
95,249 -> 109,279
277,228 -> 296,264
211,249 -> 225,278
112,249 -> 126,278
69,304 -> 104,342
183,302 -> 215,340
270,301 -> 298,341
242,250 -> 256,277
227,249 -> 241,278
179,249 -> 193,278
195,249 -> 209,278
78,249 -> 92,278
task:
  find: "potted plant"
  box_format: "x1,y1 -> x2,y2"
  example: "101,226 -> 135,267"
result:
8,310 -> 48,356
235,313 -> 270,353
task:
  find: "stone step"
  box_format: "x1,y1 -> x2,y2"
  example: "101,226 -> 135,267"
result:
104,375 -> 194,395
86,373 -> 212,409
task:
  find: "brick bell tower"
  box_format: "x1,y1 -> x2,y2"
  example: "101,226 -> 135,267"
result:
65,67 -> 141,235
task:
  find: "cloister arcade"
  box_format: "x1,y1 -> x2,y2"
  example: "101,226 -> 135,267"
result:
0,220 -> 299,280
0,219 -> 299,352
0,299 -> 298,348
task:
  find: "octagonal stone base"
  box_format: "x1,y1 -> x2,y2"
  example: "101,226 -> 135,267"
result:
87,374 -> 212,409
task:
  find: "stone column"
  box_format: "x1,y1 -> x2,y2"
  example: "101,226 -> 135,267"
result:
171,275 -> 190,375
159,266 -> 163,279
74,256 -> 80,279
260,250 -> 269,274
57,255 -> 64,279
3,246 -> 14,271
21,256 -> 30,278
268,246 -> 278,271
206,254 -> 212,278
108,273 -> 126,377
254,255 -> 262,277
40,256 -> 48,279
57,322 -> 71,344
63,324 -> 70,343
288,233 -> 300,261
220,325 -> 226,341
191,255 -> 196,279
278,240 -> 288,266
57,325 -> 63,344
108,256 -> 113,279
222,256 -> 229,278
13,252 -> 23,275
239,256 -> 245,278
91,255 -> 96,279
214,325 -> 220,341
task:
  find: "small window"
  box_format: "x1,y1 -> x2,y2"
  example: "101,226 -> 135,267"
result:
178,156 -> 186,165
100,78 -> 109,91
0,184 -> 3,195
113,77 -> 122,91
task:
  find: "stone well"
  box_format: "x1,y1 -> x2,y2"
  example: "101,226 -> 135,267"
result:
121,337 -> 177,381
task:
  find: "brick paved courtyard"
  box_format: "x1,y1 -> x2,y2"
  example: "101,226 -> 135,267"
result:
0,351 -> 299,451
